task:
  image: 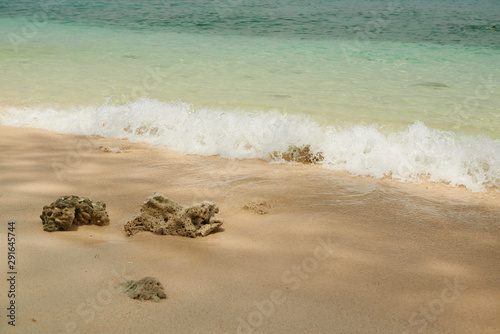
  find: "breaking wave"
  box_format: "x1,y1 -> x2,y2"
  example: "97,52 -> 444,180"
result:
1,98 -> 499,192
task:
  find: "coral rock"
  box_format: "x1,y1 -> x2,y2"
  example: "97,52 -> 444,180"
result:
124,192 -> 223,238
121,277 -> 167,302
271,145 -> 324,164
40,195 -> 110,232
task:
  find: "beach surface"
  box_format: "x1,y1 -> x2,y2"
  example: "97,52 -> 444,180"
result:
0,124 -> 499,334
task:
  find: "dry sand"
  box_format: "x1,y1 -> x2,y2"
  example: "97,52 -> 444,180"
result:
0,124 -> 499,334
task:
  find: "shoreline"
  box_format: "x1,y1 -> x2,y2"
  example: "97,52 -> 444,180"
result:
0,124 -> 499,333
2,101 -> 499,194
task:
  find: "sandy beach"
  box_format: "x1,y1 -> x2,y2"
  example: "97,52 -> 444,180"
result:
0,124 -> 499,334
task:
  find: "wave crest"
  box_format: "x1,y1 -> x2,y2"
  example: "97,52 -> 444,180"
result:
2,98 -> 499,192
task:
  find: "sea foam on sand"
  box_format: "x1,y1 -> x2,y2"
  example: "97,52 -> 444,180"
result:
1,98 -> 499,192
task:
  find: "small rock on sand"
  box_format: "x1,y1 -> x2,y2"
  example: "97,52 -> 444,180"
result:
121,277 -> 167,302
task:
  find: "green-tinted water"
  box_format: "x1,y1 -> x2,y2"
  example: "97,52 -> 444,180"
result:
0,0 -> 499,191
1,14 -> 499,136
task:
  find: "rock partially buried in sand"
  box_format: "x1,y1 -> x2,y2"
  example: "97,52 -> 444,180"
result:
124,192 -> 223,238
99,146 -> 125,153
40,195 -> 110,232
121,277 -> 167,302
243,200 -> 270,215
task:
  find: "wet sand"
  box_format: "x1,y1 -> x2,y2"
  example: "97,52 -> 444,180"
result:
0,124 -> 499,334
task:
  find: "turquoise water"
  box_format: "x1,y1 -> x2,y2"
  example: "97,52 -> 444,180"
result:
1,0 -> 499,45
0,0 -> 499,191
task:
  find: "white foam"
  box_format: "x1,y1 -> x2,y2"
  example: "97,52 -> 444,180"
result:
1,98 -> 499,192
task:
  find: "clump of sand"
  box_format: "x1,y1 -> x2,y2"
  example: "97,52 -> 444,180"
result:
99,146 -> 126,153
243,200 -> 270,214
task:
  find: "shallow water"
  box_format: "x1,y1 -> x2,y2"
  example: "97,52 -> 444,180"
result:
0,0 -> 499,192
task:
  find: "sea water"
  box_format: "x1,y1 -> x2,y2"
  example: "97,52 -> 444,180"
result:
0,0 -> 499,191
